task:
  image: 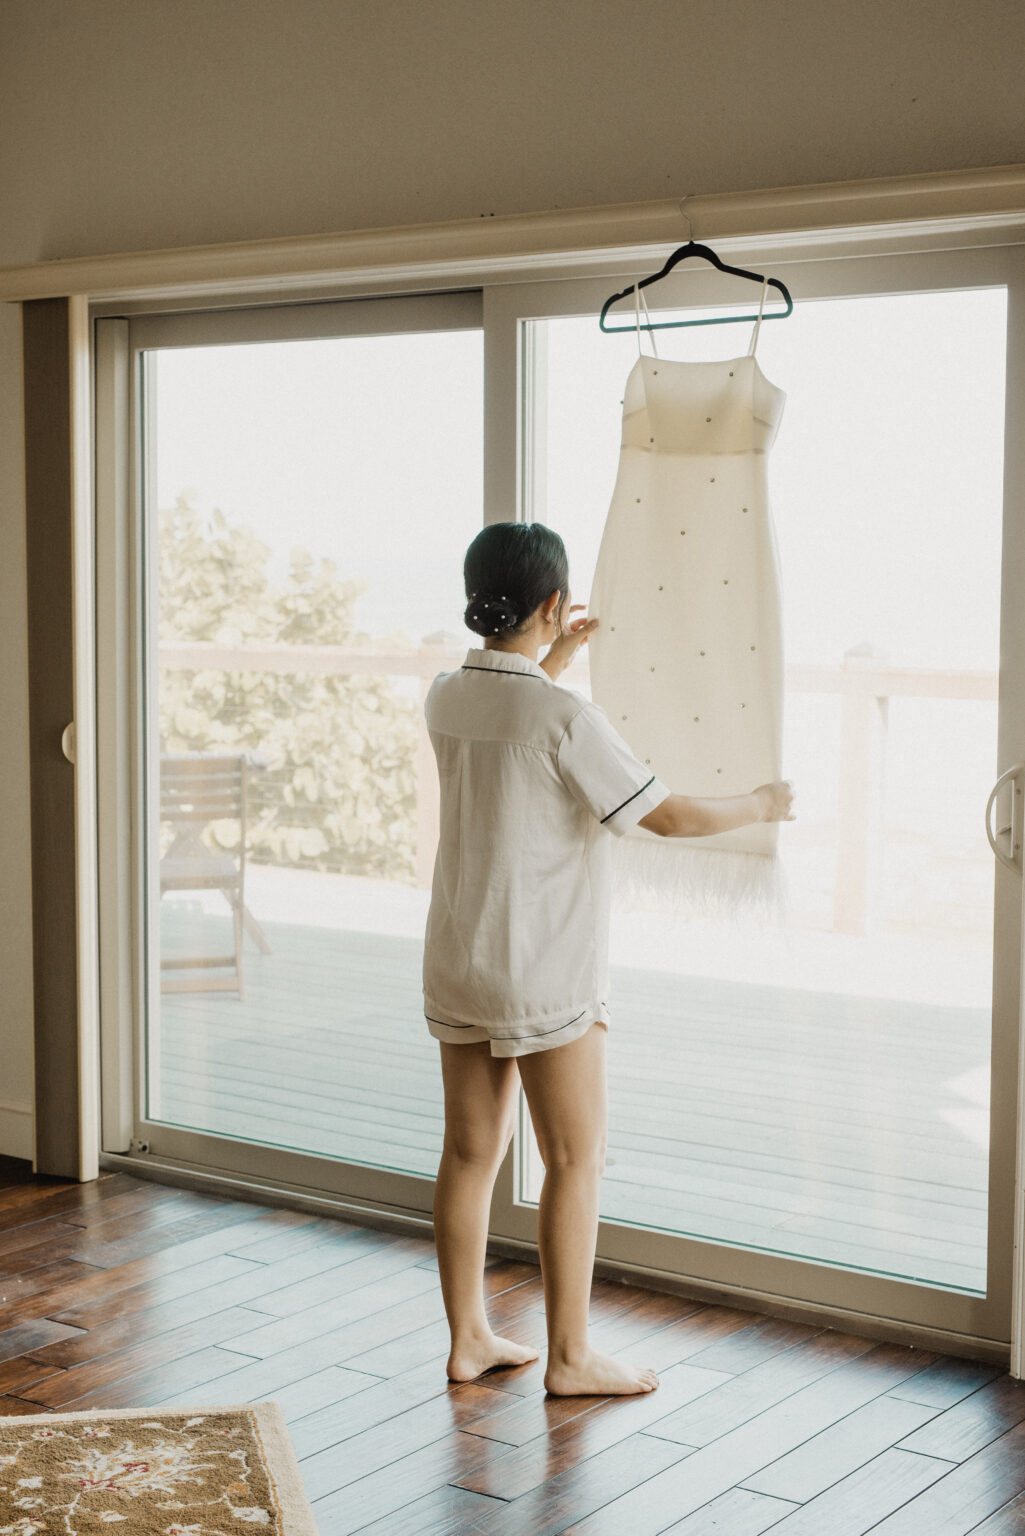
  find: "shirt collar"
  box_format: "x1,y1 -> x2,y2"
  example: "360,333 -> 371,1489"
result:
463,646 -> 553,683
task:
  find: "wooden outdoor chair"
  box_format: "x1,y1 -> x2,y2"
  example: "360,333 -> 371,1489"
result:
159,751 -> 269,999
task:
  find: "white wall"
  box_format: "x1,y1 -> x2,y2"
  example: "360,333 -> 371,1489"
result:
1,0 -> 1023,1156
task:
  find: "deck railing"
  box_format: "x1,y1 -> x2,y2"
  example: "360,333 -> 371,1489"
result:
159,637 -> 997,936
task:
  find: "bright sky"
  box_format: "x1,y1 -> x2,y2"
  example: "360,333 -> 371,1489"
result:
152,284 -> 1008,855
153,285 -> 1007,673
543,287 -> 1007,673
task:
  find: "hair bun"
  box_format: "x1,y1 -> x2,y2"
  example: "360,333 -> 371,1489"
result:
465,590 -> 520,636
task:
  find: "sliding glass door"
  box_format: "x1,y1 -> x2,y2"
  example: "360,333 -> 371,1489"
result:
99,292 -> 484,1210
96,244 -> 1025,1352
487,247 -> 1024,1351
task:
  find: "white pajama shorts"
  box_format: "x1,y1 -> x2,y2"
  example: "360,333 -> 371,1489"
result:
424,998 -> 611,1057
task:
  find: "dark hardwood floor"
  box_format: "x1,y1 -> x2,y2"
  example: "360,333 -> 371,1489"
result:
1,1157 -> 1024,1535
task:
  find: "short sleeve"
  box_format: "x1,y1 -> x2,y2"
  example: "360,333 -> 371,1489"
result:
556,702 -> 672,836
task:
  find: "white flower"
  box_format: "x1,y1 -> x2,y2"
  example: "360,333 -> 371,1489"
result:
228,1508 -> 270,1524
30,1428 -> 56,1440
96,1514 -> 128,1523
82,1426 -> 111,1437
15,1481 -> 41,1489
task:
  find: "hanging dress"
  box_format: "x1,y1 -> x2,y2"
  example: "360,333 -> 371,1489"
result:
587,277 -> 790,922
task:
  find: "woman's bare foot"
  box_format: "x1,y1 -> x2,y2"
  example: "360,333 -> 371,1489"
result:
446,1330 -> 541,1382
544,1347 -> 659,1396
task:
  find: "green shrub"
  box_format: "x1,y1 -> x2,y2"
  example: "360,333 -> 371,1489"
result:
158,492 -> 418,880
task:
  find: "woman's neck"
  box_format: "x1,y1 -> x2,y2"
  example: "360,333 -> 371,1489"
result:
483,636 -> 540,662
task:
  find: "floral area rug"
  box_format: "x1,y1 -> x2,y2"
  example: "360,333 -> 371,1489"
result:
0,1402 -> 318,1536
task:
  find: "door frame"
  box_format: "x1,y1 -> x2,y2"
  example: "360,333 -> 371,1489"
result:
483,244 -> 1025,1357
92,243 -> 1025,1365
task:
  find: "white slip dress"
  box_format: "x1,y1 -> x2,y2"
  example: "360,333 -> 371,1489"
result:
587,277 -> 790,922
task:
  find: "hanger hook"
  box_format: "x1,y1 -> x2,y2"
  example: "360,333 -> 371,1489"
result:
678,194 -> 694,241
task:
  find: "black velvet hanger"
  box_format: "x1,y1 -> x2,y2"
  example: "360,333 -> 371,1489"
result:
599,203 -> 794,333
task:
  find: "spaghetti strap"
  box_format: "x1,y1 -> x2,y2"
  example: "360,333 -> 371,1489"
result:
633,282 -> 661,359
747,275 -> 770,357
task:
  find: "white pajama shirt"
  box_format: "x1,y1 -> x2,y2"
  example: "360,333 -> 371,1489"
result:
421,645 -> 672,1056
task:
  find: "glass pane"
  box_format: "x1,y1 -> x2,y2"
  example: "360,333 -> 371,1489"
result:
145,326 -> 482,1176
525,287 -> 1006,1293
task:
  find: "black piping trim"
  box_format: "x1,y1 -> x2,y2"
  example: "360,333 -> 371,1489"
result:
425,1006 -> 590,1040
490,1007 -> 589,1040
600,775 -> 656,824
460,665 -> 547,680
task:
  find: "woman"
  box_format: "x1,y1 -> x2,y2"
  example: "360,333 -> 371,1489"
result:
423,522 -> 795,1397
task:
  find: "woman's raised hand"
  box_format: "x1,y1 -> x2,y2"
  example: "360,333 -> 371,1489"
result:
540,606 -> 599,681
753,781 -> 797,822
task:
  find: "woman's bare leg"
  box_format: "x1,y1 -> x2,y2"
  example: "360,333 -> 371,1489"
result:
517,1021 -> 658,1396
434,1039 -> 540,1381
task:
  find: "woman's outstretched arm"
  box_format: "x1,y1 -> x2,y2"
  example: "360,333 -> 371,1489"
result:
639,781 -> 795,837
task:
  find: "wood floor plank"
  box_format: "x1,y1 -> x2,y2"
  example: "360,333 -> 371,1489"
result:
156,1343 -> 384,1412
47,1253 -> 261,1328
0,1201 -> 207,1277
0,1258 -> 108,1312
644,1328 -> 882,1446
0,1219 -> 88,1264
286,1355 -> 516,1462
0,1316 -> 85,1362
0,1206 -> 310,1328
215,1262 -> 441,1358
310,1424 -> 515,1536
10,1306 -> 274,1407
221,1212 -> 360,1264
893,1371 -> 1025,1462
28,1234 -> 415,1365
0,1174 -> 142,1230
673,1312 -> 821,1373
234,1233 -> 434,1318
458,1425 -> 695,1536
49,1345 -> 271,1411
0,1167 -> 1016,1534
335,1277 -> 548,1384
0,1355 -> 67,1394
458,1373 -> 639,1447
298,1379 -> 524,1502
62,1202 -> 279,1269
0,1177 -> 90,1216
341,1479 -> 508,1535
0,1394 -> 54,1415
457,1359 -> 735,1502
739,1391 -> 939,1501
744,1447 -> 959,1535
864,1416 -> 1025,1534
886,1353 -> 1009,1409
559,1342 -> 950,1535
593,1304 -> 815,1380
264,1365 -> 388,1424
660,1485 -> 800,1534
970,1489 -> 1025,1532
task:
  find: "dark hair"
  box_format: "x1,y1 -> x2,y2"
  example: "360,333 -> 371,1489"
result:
463,522 -> 569,638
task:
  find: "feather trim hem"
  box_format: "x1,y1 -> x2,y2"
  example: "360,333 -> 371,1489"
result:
611,832 -> 791,926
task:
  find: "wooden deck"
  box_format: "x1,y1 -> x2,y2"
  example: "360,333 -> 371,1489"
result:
158,909 -> 990,1295
0,1164 -> 1021,1535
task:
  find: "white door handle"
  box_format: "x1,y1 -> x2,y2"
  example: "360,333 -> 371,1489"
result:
986,762 -> 1024,873
61,721 -> 76,765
